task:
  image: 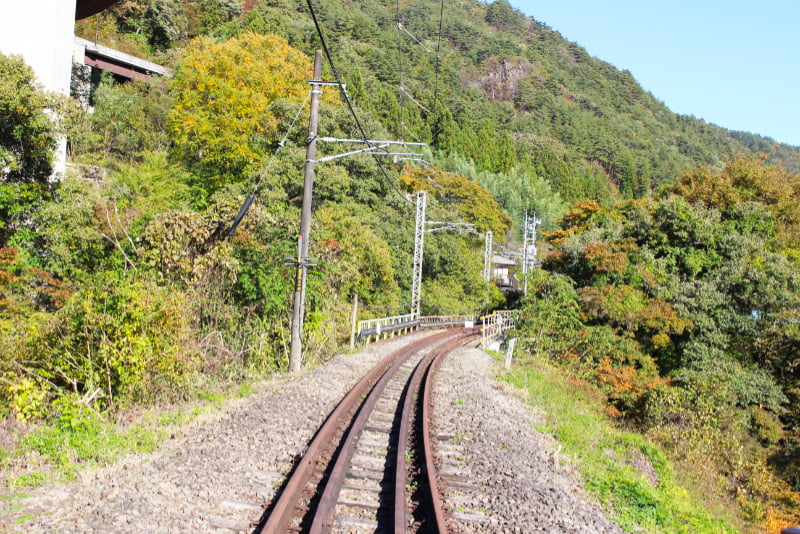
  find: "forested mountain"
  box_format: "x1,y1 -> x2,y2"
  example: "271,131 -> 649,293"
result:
77,0 -> 800,209
1,0 -> 799,531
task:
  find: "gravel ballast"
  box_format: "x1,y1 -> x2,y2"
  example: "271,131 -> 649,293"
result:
4,331 -> 626,533
433,346 -> 625,534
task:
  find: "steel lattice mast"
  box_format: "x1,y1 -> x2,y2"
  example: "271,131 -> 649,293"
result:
411,191 -> 427,319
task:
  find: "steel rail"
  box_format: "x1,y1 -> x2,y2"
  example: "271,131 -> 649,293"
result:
312,329 -> 475,533
393,339 -> 444,532
259,330 -> 455,533
421,331 -> 480,532
307,332 -> 455,533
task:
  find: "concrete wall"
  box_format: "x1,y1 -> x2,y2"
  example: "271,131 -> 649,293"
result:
0,1 -> 77,176
0,1 -> 76,95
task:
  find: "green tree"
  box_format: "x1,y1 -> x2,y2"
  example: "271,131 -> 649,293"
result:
146,0 -> 188,49
69,76 -> 171,163
485,0 -> 526,36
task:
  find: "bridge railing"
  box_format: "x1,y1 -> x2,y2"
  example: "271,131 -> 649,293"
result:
420,315 -> 478,328
357,311 -> 517,346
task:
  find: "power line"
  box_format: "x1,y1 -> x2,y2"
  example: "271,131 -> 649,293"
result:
253,92 -> 311,194
398,21 -> 434,53
399,85 -> 431,114
396,1 -> 404,140
226,92 -> 311,237
305,0 -> 413,207
431,0 -> 446,148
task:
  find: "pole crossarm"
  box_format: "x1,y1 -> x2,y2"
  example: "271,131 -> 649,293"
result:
425,221 -> 476,234
317,137 -> 427,146
284,256 -> 318,268
307,80 -> 346,87
313,143 -> 391,163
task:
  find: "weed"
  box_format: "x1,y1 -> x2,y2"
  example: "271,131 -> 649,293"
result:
237,381 -> 256,397
14,514 -> 37,524
501,362 -> 738,534
7,472 -> 46,488
195,391 -> 224,404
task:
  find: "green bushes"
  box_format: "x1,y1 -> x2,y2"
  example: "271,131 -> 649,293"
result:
502,362 -> 737,533
518,160 -> 800,528
1,271 -> 201,415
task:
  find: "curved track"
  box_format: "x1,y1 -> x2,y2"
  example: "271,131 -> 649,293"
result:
256,328 -> 479,533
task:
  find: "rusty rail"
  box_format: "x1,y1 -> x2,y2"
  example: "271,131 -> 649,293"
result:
257,330 -> 456,533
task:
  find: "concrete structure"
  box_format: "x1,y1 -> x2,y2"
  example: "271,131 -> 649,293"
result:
0,1 -> 77,96
0,0 -> 117,177
75,37 -> 169,81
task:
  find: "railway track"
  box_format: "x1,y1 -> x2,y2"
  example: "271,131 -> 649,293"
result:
255,328 -> 479,533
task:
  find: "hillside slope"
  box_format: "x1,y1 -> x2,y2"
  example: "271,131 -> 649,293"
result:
77,0 -> 800,203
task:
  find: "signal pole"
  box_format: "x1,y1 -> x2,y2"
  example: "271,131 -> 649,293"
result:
289,50 -> 323,372
521,211 -> 541,297
483,231 -> 493,282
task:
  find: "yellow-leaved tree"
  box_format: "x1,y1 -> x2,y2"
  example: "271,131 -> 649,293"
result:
168,32 -> 311,188
399,165 -> 513,239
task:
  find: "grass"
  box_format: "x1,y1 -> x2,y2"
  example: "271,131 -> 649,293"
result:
7,410 -> 165,488
0,492 -> 33,530
500,358 -> 738,534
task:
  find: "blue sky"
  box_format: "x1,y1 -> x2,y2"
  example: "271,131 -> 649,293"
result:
507,0 -> 800,147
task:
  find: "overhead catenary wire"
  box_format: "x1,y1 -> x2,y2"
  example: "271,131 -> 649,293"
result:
431,0 -> 446,147
305,0 -> 413,207
227,92 -> 311,237
397,22 -> 434,53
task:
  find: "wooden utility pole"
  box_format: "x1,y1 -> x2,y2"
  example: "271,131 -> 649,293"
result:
289,50 -> 323,372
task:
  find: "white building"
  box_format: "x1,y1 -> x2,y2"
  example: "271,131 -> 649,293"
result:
0,0 -> 115,176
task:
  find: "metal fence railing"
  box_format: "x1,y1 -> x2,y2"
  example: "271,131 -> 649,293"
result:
480,310 -> 517,349
357,314 -> 419,343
